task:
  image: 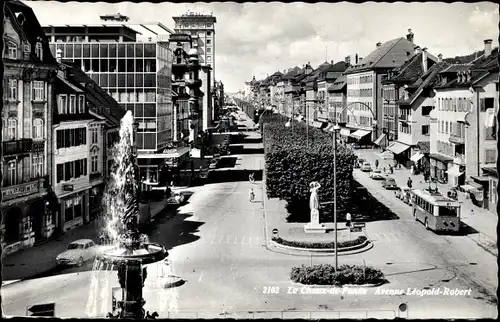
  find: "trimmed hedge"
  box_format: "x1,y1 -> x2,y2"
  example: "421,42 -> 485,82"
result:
262,115 -> 357,222
272,235 -> 367,249
291,264 -> 385,286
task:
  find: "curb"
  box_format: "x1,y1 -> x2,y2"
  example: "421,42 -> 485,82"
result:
269,238 -> 371,253
266,240 -> 373,257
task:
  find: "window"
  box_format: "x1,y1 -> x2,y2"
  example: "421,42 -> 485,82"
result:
69,95 -> 76,113
8,42 -> 17,59
7,161 -> 17,186
7,117 -> 17,140
485,149 -> 496,163
445,121 -> 449,134
78,95 -> 85,113
33,118 -> 44,139
206,39 -> 212,45
91,128 -> 99,144
32,155 -> 44,178
206,47 -> 212,54
207,31 -> 212,36
422,125 -> 429,135
422,106 -> 432,116
33,81 -> 45,101
9,79 -> 17,100
91,151 -> 99,173
35,42 -> 43,61
206,55 -> 212,63
59,94 -> 67,114
484,98 -> 495,111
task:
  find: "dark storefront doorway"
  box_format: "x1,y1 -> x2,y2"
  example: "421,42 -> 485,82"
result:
4,207 -> 22,244
30,200 -> 46,243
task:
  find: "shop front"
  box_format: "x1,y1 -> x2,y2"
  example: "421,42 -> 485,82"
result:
349,129 -> 371,147
59,189 -> 90,232
138,147 -> 191,187
429,153 -> 453,183
387,141 -> 411,168
446,164 -> 466,187
89,185 -> 104,222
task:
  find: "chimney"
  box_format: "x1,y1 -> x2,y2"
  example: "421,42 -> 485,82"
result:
422,47 -> 428,73
414,46 -> 421,55
484,39 -> 492,58
406,28 -> 414,43
438,53 -> 443,63
376,42 -> 382,48
355,54 -> 359,64
56,48 -> 62,63
331,60 -> 334,65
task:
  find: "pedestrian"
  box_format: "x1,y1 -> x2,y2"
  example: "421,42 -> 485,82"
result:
407,177 -> 413,189
383,166 -> 386,173
249,172 -> 255,184
411,165 -> 415,175
346,212 -> 352,228
389,164 -> 394,174
249,188 -> 255,203
375,159 -> 379,169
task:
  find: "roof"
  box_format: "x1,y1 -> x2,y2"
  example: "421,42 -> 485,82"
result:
471,47 -> 499,70
5,0 -> 58,65
345,37 -> 417,74
416,141 -> 430,154
439,64 -> 472,74
61,61 -> 124,128
328,75 -> 347,92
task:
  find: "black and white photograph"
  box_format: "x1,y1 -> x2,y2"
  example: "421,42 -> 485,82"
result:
1,0 -> 498,319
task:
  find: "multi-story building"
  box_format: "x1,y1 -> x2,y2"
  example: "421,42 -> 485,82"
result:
344,29 -> 418,145
2,1 -> 58,254
315,61 -> 348,124
380,47 -> 438,161
464,41 -> 498,211
282,67 -> 303,117
325,75 -> 348,129
42,22 -> 175,155
214,80 -> 224,121
200,65 -> 212,130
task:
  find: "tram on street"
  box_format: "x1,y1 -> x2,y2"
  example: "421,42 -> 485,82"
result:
409,189 -> 461,232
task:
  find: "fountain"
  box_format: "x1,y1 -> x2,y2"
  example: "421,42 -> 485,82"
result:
87,111 -> 168,319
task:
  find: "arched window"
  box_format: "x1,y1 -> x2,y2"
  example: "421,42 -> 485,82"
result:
33,118 -> 44,139
7,41 -> 17,59
7,160 -> 17,186
35,42 -> 43,61
7,118 -> 17,140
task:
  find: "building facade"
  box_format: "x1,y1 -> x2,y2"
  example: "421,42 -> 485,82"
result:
2,1 -> 58,254
43,24 -> 174,153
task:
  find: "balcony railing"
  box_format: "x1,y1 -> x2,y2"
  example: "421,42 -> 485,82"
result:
1,178 -> 43,202
399,114 -> 408,121
449,133 -> 465,145
2,139 -> 33,156
89,172 -> 103,181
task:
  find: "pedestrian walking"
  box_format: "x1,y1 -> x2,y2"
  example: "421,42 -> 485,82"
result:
346,212 -> 352,228
389,164 -> 394,174
375,159 -> 379,169
249,188 -> 255,203
407,177 -> 413,189
249,172 -> 255,184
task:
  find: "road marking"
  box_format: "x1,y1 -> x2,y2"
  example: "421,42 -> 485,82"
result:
218,235 -> 224,244
226,235 -> 232,243
233,236 -> 238,244
247,236 -> 252,244
388,232 -> 399,241
254,236 -> 259,245
210,235 -> 217,244
198,272 -> 203,282
374,233 -> 383,242
241,236 -> 246,244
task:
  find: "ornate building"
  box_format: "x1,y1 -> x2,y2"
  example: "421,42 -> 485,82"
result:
2,0 -> 58,254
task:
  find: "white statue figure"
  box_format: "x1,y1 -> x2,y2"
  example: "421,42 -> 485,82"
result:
309,181 -> 321,224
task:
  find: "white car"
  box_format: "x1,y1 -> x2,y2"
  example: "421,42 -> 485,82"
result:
361,162 -> 372,172
56,239 -> 98,267
369,169 -> 386,180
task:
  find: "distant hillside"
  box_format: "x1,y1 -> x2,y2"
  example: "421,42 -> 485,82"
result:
443,50 -> 484,64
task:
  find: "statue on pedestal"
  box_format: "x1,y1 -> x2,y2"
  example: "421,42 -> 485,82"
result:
309,181 -> 321,225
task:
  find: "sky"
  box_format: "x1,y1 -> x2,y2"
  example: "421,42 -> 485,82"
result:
24,1 -> 499,93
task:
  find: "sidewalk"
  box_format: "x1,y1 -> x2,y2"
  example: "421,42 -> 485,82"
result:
2,199 -> 169,284
356,148 -> 497,254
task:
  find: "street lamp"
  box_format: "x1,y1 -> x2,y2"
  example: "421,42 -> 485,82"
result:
330,122 -> 341,270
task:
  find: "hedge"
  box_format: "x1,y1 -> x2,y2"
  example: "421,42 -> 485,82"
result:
272,235 -> 367,249
262,115 -> 357,221
291,264 -> 386,286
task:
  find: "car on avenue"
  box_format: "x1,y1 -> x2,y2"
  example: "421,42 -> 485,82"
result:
166,187 -> 188,205
382,177 -> 398,189
56,239 -> 99,267
355,158 -> 366,168
395,187 -> 413,204
369,169 -> 386,180
361,162 -> 372,172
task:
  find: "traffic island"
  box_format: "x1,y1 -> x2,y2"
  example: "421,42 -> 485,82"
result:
270,235 -> 373,255
290,264 -> 388,287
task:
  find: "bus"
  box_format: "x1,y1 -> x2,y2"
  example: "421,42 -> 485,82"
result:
409,189 -> 461,232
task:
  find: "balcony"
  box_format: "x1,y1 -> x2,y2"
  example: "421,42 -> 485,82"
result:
449,133 -> 465,145
186,79 -> 202,88
399,114 -> 408,121
454,154 -> 466,165
32,140 -> 45,153
2,139 -> 33,156
1,178 -> 43,203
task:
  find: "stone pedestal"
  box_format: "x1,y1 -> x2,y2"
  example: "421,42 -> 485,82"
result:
304,209 -> 327,233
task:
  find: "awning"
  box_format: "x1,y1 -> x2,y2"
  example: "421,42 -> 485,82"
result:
137,147 -> 190,159
429,153 -> 453,163
410,153 -> 425,162
446,164 -> 464,177
373,134 -> 386,146
350,129 -> 371,140
387,141 -> 410,155
340,128 -> 351,137
471,176 -> 491,182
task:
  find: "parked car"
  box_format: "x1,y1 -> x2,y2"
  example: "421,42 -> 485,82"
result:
56,239 -> 98,267
369,169 -> 385,180
361,162 -> 372,172
355,158 -> 365,169
382,177 -> 398,190
395,187 -> 412,204
166,187 -> 187,205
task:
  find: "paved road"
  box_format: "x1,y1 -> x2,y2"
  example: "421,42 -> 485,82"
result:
2,179 -> 497,319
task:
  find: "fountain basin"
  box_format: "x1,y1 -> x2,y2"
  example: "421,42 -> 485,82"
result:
96,242 -> 168,266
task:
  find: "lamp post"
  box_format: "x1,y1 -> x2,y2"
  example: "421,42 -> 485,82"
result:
331,121 -> 341,270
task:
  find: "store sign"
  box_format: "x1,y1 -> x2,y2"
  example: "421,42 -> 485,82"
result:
1,181 -> 40,201
62,184 -> 74,192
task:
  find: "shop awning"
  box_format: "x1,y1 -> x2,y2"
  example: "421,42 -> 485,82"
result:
471,176 -> 491,182
485,108 -> 496,127
137,147 -> 190,159
340,128 -> 351,137
350,129 -> 371,140
387,142 -> 410,155
410,153 -> 425,162
377,150 -> 394,160
429,153 -> 453,163
373,134 -> 386,146
446,164 -> 464,177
